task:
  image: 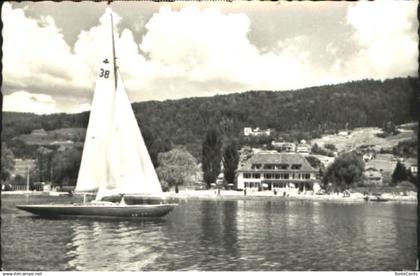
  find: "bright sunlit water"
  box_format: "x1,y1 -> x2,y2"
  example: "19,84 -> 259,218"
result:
1,195 -> 416,271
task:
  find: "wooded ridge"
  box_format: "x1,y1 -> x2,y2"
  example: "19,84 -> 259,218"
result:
3,77 -> 418,159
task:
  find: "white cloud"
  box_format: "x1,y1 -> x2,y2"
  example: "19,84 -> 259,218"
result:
138,7 -> 329,94
2,3 -> 90,93
141,7 -> 256,82
2,2 -> 418,114
344,0 -> 418,80
3,91 -> 59,114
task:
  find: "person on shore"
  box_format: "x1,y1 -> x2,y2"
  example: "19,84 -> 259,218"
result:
244,188 -> 247,196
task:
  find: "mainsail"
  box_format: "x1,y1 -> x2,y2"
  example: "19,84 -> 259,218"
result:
75,14 -> 116,193
75,9 -> 163,200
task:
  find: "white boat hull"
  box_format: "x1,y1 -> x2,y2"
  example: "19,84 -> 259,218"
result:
16,203 -> 177,218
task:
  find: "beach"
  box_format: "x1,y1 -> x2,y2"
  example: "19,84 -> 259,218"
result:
2,189 -> 416,203
167,189 -> 417,202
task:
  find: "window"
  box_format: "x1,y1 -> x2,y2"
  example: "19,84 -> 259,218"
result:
252,173 -> 260,179
251,164 -> 262,170
284,173 -> 289,179
245,182 -> 259,188
244,173 -> 251,179
275,174 -> 280,179
264,164 -> 274,170
265,173 -> 272,179
291,164 -> 302,170
279,164 -> 289,170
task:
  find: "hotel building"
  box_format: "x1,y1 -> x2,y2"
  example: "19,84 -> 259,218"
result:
237,153 -> 318,191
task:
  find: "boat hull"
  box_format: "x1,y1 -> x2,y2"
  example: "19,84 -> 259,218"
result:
16,203 -> 177,218
363,196 -> 388,202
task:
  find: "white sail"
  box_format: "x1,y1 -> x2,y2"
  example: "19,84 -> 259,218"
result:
75,17 -> 116,193
95,71 -> 163,200
76,8 -> 163,199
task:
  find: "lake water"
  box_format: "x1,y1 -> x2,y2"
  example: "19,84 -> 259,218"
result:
1,195 -> 417,271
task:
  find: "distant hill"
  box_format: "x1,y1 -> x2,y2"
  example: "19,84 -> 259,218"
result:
2,77 -> 418,159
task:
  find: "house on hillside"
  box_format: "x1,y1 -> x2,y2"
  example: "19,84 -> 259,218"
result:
237,153 -> 318,191
296,140 -> 311,155
410,164 -> 418,176
338,131 -> 350,136
363,167 -> 383,186
243,127 -> 271,137
271,141 -> 296,152
363,152 -> 375,162
403,158 -> 418,177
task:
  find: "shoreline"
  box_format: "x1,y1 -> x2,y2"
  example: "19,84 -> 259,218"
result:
1,191 -> 71,196
2,189 -> 416,203
166,189 -> 417,203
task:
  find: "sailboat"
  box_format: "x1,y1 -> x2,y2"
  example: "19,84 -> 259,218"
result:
17,9 -> 177,218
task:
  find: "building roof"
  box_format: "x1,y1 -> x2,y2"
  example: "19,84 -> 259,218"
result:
238,153 -> 317,172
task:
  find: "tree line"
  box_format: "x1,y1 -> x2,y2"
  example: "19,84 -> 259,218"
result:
2,77 -> 418,191
3,77 -> 418,160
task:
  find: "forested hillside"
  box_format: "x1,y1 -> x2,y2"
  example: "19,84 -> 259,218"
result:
3,77 -> 418,159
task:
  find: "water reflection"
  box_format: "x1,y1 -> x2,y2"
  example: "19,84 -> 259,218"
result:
222,200 -> 239,268
1,195 -> 417,271
311,201 -> 321,226
67,219 -> 166,271
390,204 -> 417,269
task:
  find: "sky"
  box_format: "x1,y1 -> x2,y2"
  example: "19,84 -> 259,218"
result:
2,1 -> 418,114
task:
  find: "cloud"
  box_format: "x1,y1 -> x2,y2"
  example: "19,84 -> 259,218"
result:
2,3 -> 142,111
2,3 -> 90,94
3,91 -> 60,114
139,7 -> 345,93
2,2 -> 418,114
343,0 -> 418,80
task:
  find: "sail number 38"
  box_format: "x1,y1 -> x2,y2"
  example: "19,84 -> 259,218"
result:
99,68 -> 110,79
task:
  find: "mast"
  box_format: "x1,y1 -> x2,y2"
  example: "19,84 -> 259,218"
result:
110,11 -> 118,89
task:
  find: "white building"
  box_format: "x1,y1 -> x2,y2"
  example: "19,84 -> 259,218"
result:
243,127 -> 271,137
296,140 -> 311,155
271,141 -> 296,152
237,153 -> 318,191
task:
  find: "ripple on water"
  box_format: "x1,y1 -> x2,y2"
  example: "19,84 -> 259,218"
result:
1,196 -> 417,271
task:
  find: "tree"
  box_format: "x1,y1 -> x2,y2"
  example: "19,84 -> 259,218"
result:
202,129 -> 222,188
156,147 -> 198,193
1,143 -> 15,182
323,152 -> 365,191
12,175 -> 26,186
324,143 -> 337,151
305,156 -> 322,169
382,121 -> 399,136
142,127 -> 171,168
52,148 -> 82,186
391,161 -> 408,185
36,146 -> 54,182
223,142 -> 239,186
